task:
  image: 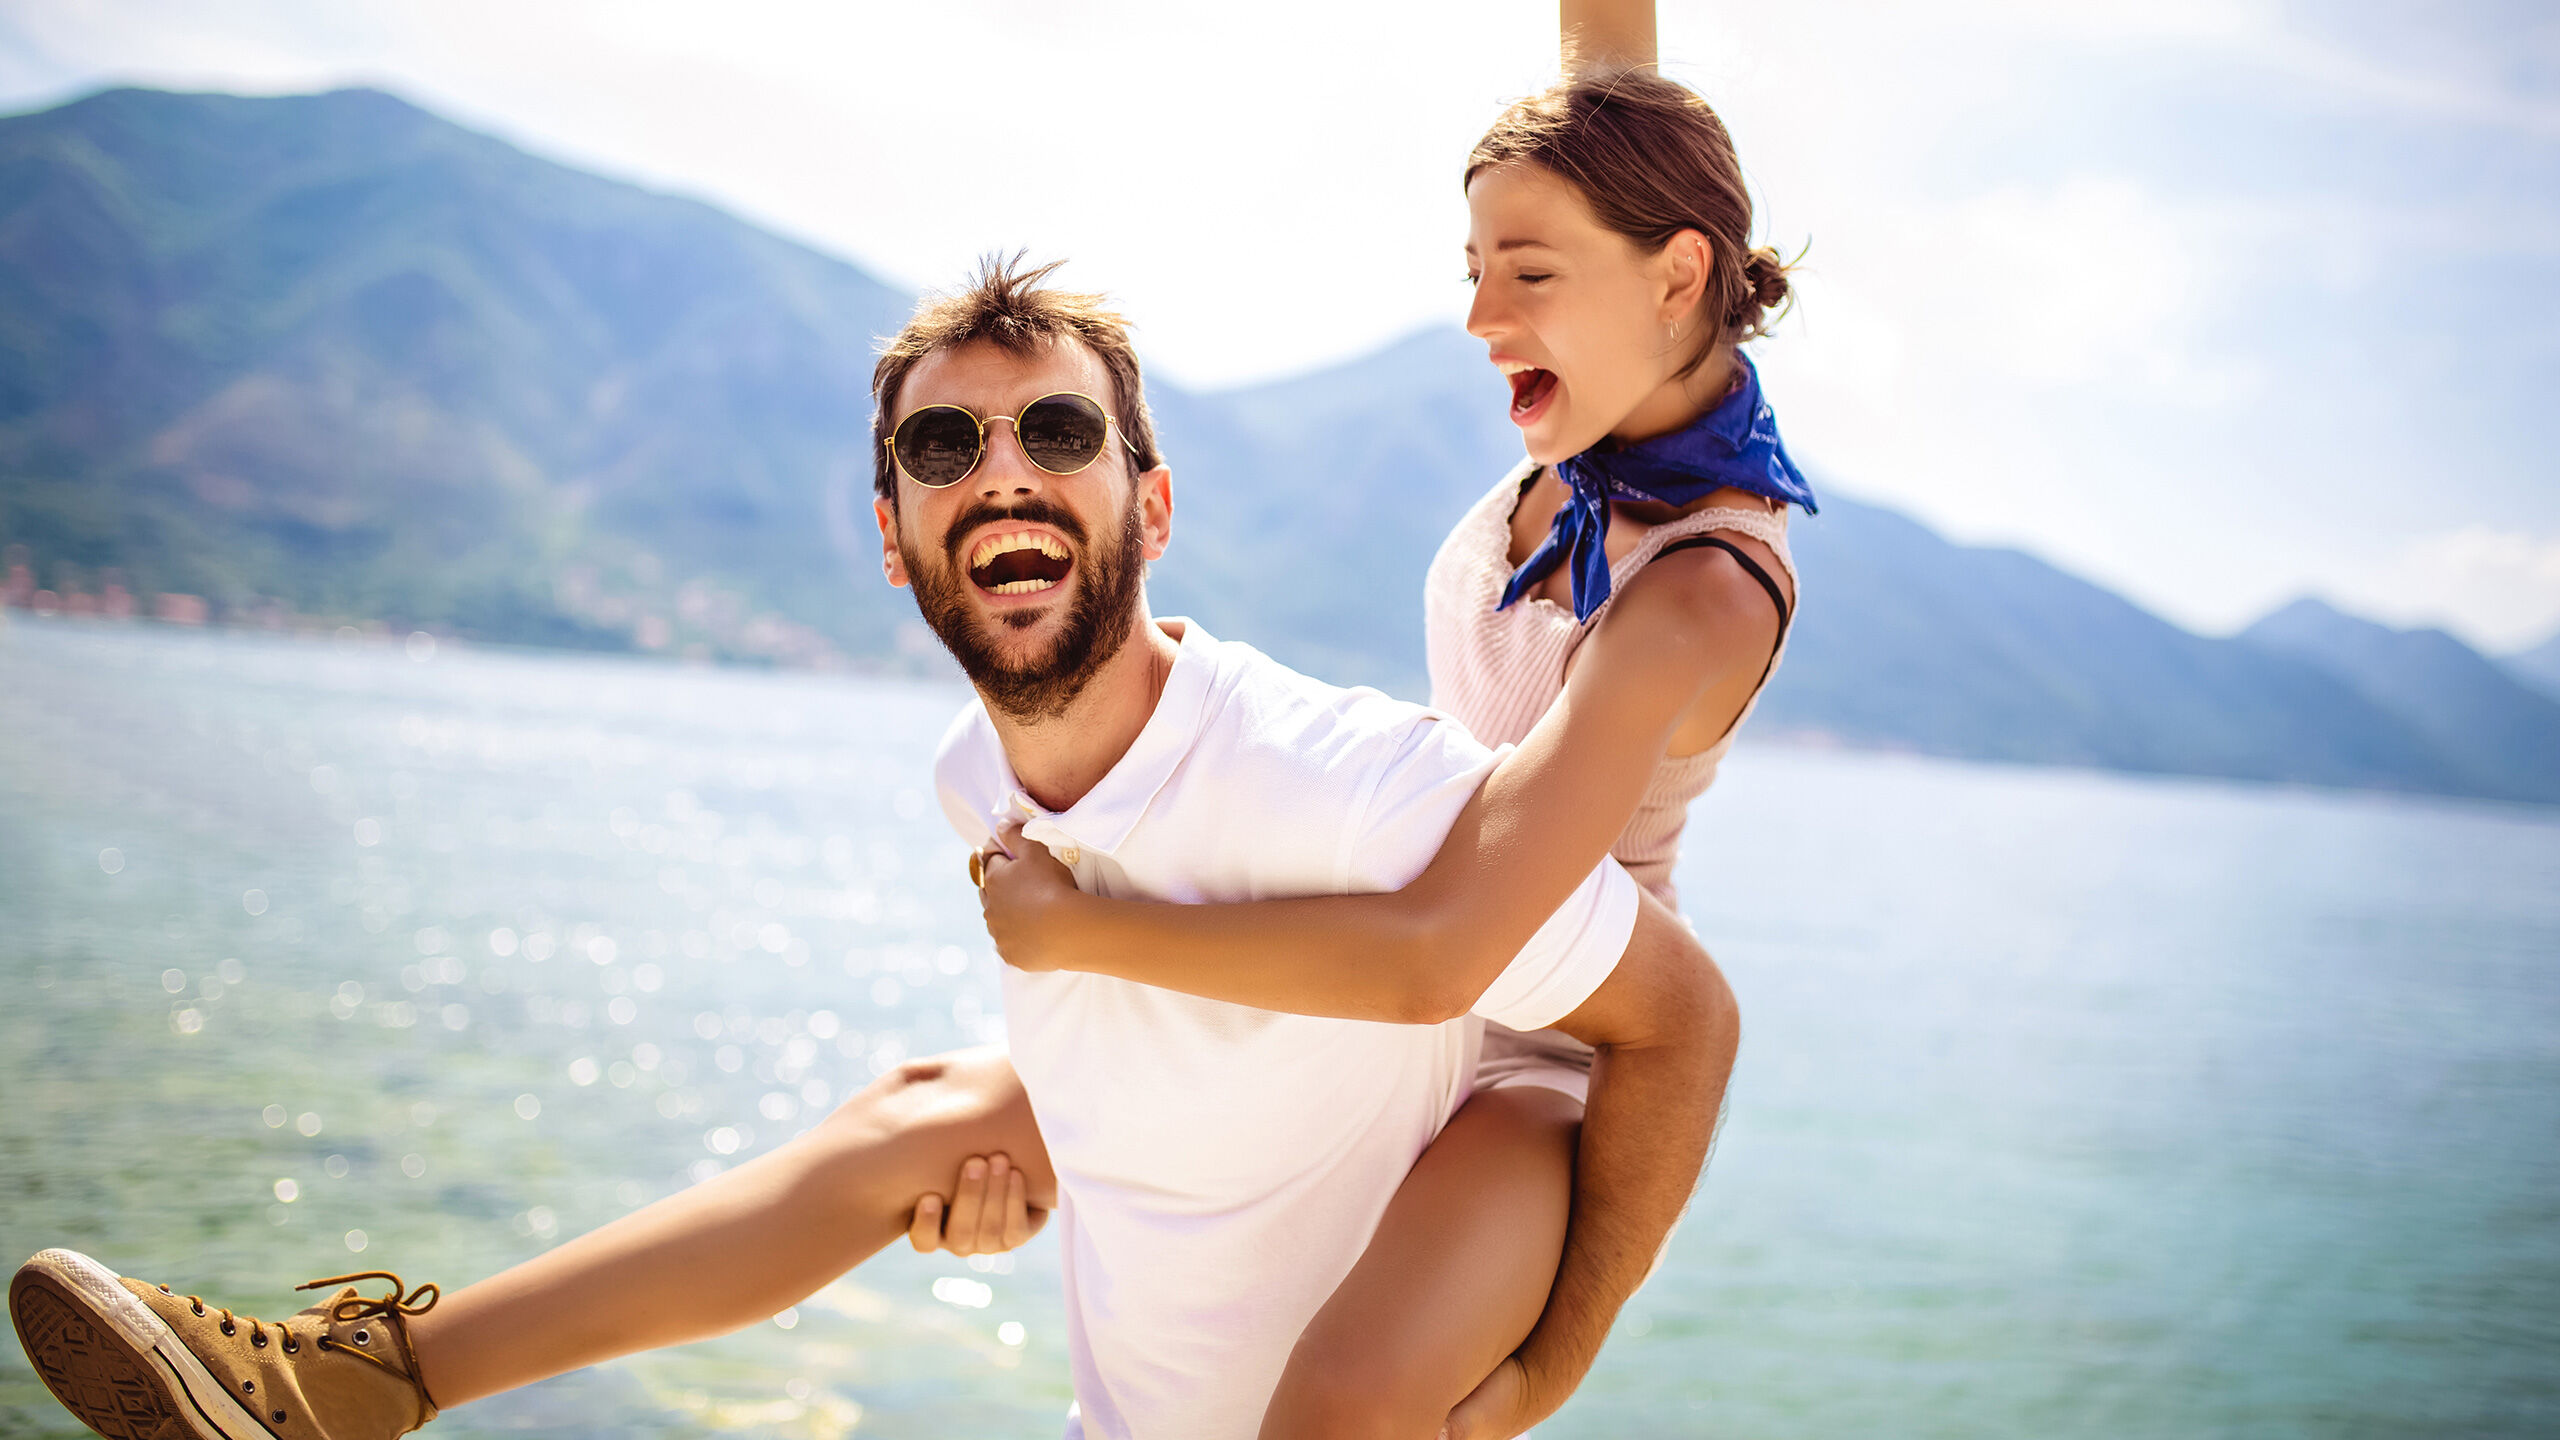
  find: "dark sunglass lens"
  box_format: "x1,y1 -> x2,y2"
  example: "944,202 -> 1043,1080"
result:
894,407 -> 981,486
1018,395 -> 1109,474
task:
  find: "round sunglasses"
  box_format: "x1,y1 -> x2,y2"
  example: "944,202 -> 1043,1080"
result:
886,391 -> 1140,489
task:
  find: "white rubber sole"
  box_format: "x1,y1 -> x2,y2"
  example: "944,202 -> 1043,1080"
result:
10,1249 -> 271,1440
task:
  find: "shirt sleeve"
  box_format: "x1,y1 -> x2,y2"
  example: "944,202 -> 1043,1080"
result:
1468,855 -> 1638,1032
1342,710 -> 1638,1033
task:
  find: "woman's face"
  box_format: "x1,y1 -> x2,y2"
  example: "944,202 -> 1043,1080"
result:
1464,161 -> 1715,465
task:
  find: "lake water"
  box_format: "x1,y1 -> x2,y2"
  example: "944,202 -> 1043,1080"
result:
3,616 -> 2555,1438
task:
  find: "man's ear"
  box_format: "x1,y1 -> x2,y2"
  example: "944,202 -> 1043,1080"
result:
875,497 -> 910,589
1138,466 -> 1174,563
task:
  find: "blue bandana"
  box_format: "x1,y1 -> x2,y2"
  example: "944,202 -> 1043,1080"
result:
1497,352 -> 1817,623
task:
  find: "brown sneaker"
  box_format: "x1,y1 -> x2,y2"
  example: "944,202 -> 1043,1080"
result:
10,1249 -> 442,1439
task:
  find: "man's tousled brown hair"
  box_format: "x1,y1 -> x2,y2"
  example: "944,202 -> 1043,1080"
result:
871,253 -> 1162,505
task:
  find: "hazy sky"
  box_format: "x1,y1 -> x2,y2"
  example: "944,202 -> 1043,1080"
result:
4,0 -> 2556,651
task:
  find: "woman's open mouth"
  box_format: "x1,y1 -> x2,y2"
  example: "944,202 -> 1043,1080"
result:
967,529 -> 1073,597
1506,366 -> 1559,427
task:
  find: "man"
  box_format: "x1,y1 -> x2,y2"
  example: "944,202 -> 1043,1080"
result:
875,256 -> 1736,1438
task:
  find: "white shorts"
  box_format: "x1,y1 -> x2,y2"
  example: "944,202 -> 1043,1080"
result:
1471,1021 -> 1596,1106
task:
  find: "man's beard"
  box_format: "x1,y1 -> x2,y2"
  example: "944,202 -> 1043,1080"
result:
902,490 -> 1147,723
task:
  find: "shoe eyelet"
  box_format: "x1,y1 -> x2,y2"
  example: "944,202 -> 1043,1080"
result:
158,1284 -> 172,1294
283,1339 -> 299,1355
220,1320 -> 236,1336
243,1380 -> 256,1394
272,1410 -> 287,1424
190,1300 -> 204,1316
251,1331 -> 268,1348
353,1328 -> 369,1346
316,1335 -> 333,1351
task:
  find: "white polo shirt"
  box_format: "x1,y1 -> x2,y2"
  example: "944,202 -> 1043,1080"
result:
935,619 -> 1640,1440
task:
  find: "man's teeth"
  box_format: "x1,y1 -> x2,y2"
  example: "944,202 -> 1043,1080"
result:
987,578 -> 1056,595
969,531 -> 1069,571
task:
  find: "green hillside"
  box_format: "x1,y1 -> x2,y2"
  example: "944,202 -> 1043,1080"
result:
1,85 -> 909,662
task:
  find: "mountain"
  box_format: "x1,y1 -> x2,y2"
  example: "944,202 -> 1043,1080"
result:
2241,599 -> 2560,803
0,85 -> 910,661
1762,508 -> 2496,793
1190,326 -> 1521,692
1197,325 -> 2493,799
2505,632 -> 2560,703
2,86 -> 2550,806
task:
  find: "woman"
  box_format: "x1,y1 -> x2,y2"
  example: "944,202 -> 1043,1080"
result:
10,26 -> 1802,1440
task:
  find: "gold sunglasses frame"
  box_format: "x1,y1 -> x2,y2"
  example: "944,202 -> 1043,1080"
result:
886,390 -> 1142,489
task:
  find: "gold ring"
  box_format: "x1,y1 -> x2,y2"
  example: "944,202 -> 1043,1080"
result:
968,849 -> 987,889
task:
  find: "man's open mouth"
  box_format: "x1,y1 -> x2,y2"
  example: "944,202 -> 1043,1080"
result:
967,529 -> 1074,596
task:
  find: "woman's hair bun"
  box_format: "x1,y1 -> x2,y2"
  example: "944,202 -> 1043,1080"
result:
1743,246 -> 1791,308
1732,245 -> 1795,339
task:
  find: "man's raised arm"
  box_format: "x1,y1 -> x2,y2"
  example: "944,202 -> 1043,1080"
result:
1451,887 -> 1739,1438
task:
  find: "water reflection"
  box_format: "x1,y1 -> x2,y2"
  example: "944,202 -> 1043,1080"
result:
0,620 -> 1065,1438
5,618 -> 2557,1439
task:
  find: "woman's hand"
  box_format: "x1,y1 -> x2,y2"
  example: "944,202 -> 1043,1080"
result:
976,821 -> 1082,973
906,1152 -> 1047,1256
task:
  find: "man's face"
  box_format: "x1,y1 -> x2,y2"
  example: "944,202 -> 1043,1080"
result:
875,338 -> 1172,721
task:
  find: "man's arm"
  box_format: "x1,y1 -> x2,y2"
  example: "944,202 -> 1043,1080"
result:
1454,886 -> 1739,1437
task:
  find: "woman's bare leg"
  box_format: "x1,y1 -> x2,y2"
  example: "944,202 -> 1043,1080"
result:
1258,1085 -> 1581,1440
406,1045 -> 1051,1408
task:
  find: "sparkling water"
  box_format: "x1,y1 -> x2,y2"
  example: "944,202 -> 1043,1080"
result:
3,617 -> 2554,1437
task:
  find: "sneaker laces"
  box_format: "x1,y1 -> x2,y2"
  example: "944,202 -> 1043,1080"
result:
295,1271 -> 436,1368
167,1271 -> 440,1430
295,1271 -> 443,1425
171,1273 -> 437,1359
173,1292 -> 300,1355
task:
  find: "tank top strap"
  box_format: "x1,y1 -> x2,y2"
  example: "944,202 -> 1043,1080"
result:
1561,500 -> 1798,677
1605,502 -> 1796,599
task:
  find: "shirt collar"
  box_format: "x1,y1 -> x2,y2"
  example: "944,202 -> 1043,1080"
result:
992,618 -> 1221,858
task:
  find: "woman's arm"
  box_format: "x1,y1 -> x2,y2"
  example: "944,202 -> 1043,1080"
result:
1561,0 -> 1656,71
976,544 -> 1782,1022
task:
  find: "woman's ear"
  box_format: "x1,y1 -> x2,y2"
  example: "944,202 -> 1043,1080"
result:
1659,228 -> 1715,330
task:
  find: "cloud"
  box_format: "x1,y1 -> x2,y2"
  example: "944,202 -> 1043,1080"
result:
1929,177 -> 2255,398
2241,18 -> 2560,141
2365,526 -> 2560,652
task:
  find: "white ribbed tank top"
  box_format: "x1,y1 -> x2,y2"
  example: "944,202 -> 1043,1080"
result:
1423,459 -> 1798,909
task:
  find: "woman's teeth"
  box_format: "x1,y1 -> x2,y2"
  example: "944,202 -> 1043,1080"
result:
1509,366 -> 1557,416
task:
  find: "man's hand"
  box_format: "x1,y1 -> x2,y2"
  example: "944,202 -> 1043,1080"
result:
906,1152 -> 1047,1256
1441,1354 -> 1543,1440
976,821 -> 1080,973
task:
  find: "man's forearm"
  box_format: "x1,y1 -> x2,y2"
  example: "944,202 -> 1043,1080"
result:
1516,974 -> 1737,1414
